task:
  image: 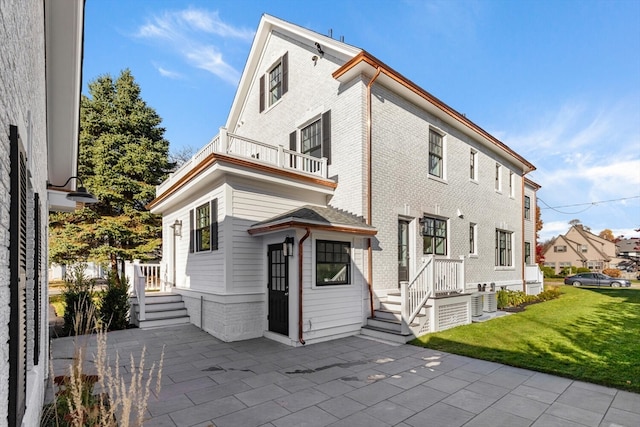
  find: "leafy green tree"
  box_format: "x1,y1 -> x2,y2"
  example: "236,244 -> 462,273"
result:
49,70 -> 173,281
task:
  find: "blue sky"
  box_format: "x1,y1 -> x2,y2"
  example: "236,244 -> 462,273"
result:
83,0 -> 640,241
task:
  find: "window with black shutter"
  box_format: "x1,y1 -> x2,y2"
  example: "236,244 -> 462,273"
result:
189,199 -> 219,252
260,52 -> 288,112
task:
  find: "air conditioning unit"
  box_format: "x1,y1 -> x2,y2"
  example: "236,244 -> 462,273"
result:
483,292 -> 497,313
471,293 -> 483,317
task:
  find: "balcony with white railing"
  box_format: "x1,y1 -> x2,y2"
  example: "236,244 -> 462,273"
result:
157,128 -> 329,195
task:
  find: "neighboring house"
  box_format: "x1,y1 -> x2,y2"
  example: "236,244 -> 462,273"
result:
1,1 -> 84,426
147,15 -> 539,346
616,238 -> 640,270
543,225 -> 617,274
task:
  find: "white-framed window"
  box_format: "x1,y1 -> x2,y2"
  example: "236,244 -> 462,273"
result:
524,196 -> 531,220
495,229 -> 513,267
290,111 -> 332,165
470,149 -> 478,181
554,245 -> 567,253
190,199 -> 218,253
469,223 -> 477,255
525,242 -> 531,264
316,240 -> 351,285
301,119 -> 322,158
495,163 -> 502,192
422,216 -> 447,255
259,52 -> 288,112
580,244 -> 588,253
428,129 -> 444,179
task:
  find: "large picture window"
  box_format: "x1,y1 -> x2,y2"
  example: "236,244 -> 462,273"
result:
428,130 -> 443,178
495,229 -> 513,267
316,240 -> 350,285
190,199 -> 218,253
422,216 -> 447,255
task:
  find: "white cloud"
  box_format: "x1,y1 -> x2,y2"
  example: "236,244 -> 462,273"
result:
134,8 -> 253,85
156,66 -> 183,80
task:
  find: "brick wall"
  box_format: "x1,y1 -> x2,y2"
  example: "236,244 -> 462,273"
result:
0,0 -> 50,425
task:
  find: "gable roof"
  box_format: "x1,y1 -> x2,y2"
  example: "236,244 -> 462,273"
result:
248,205 -> 376,236
226,14 -> 361,131
226,14 -> 535,175
543,235 -> 586,261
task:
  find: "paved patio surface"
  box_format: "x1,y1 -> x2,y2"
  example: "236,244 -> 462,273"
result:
49,324 -> 640,427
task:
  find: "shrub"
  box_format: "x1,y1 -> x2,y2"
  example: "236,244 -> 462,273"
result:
603,268 -> 621,278
541,266 -> 555,278
98,272 -> 131,331
577,267 -> 591,273
496,285 -> 561,309
62,265 -> 97,336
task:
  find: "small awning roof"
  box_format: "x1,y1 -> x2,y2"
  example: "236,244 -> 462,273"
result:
248,205 -> 377,236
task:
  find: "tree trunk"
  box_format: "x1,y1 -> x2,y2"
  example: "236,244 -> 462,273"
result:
110,255 -> 121,286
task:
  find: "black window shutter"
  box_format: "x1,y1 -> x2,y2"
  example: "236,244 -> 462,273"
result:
189,210 -> 194,253
282,52 -> 289,95
289,131 -> 296,151
9,124 -> 27,426
211,199 -> 219,250
322,110 -> 332,165
33,193 -> 41,366
259,75 -> 265,113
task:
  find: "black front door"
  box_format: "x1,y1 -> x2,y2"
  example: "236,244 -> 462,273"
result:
398,220 -> 410,284
268,244 -> 289,335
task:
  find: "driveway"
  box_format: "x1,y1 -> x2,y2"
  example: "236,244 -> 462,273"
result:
49,325 -> 640,427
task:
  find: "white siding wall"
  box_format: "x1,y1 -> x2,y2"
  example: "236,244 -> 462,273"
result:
368,84 -> 524,291
230,176 -> 325,293
1,0 -> 50,425
524,184 -> 537,265
301,233 -> 366,344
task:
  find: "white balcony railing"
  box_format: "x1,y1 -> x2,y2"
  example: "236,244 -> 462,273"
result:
158,128 -> 328,194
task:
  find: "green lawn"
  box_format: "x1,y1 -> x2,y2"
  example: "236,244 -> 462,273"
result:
411,284 -> 640,392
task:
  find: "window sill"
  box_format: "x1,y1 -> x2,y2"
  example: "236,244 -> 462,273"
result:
428,175 -> 448,184
494,266 -> 515,271
469,179 -> 479,185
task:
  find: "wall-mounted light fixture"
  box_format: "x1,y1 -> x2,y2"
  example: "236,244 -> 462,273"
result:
283,236 -> 294,257
47,176 -> 98,203
311,55 -> 319,64
171,219 -> 182,237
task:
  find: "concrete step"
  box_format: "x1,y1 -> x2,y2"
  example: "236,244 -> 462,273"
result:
139,308 -> 188,320
136,316 -> 191,329
130,293 -> 183,305
360,325 -> 413,344
133,301 -> 185,312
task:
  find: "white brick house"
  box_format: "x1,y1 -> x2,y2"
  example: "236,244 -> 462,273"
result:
0,1 -> 84,425
147,15 -> 540,346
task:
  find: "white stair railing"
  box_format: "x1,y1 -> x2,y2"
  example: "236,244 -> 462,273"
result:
401,256 -> 434,333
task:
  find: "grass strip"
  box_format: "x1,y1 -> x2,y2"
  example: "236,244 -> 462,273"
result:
411,285 -> 640,392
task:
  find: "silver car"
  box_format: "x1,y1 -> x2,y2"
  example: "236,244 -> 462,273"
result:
564,273 -> 631,288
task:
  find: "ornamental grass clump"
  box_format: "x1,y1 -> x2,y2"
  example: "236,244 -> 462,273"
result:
42,303 -> 164,426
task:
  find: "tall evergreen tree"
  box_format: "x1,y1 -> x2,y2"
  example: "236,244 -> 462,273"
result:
50,70 -> 173,281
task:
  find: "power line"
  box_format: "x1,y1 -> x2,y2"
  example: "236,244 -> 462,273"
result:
538,195 -> 640,215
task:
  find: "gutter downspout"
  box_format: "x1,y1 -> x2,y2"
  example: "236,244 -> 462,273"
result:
366,68 -> 382,319
298,228 -> 311,345
522,176 -> 526,293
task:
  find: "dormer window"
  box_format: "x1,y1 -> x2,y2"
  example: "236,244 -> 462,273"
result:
260,52 -> 288,112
